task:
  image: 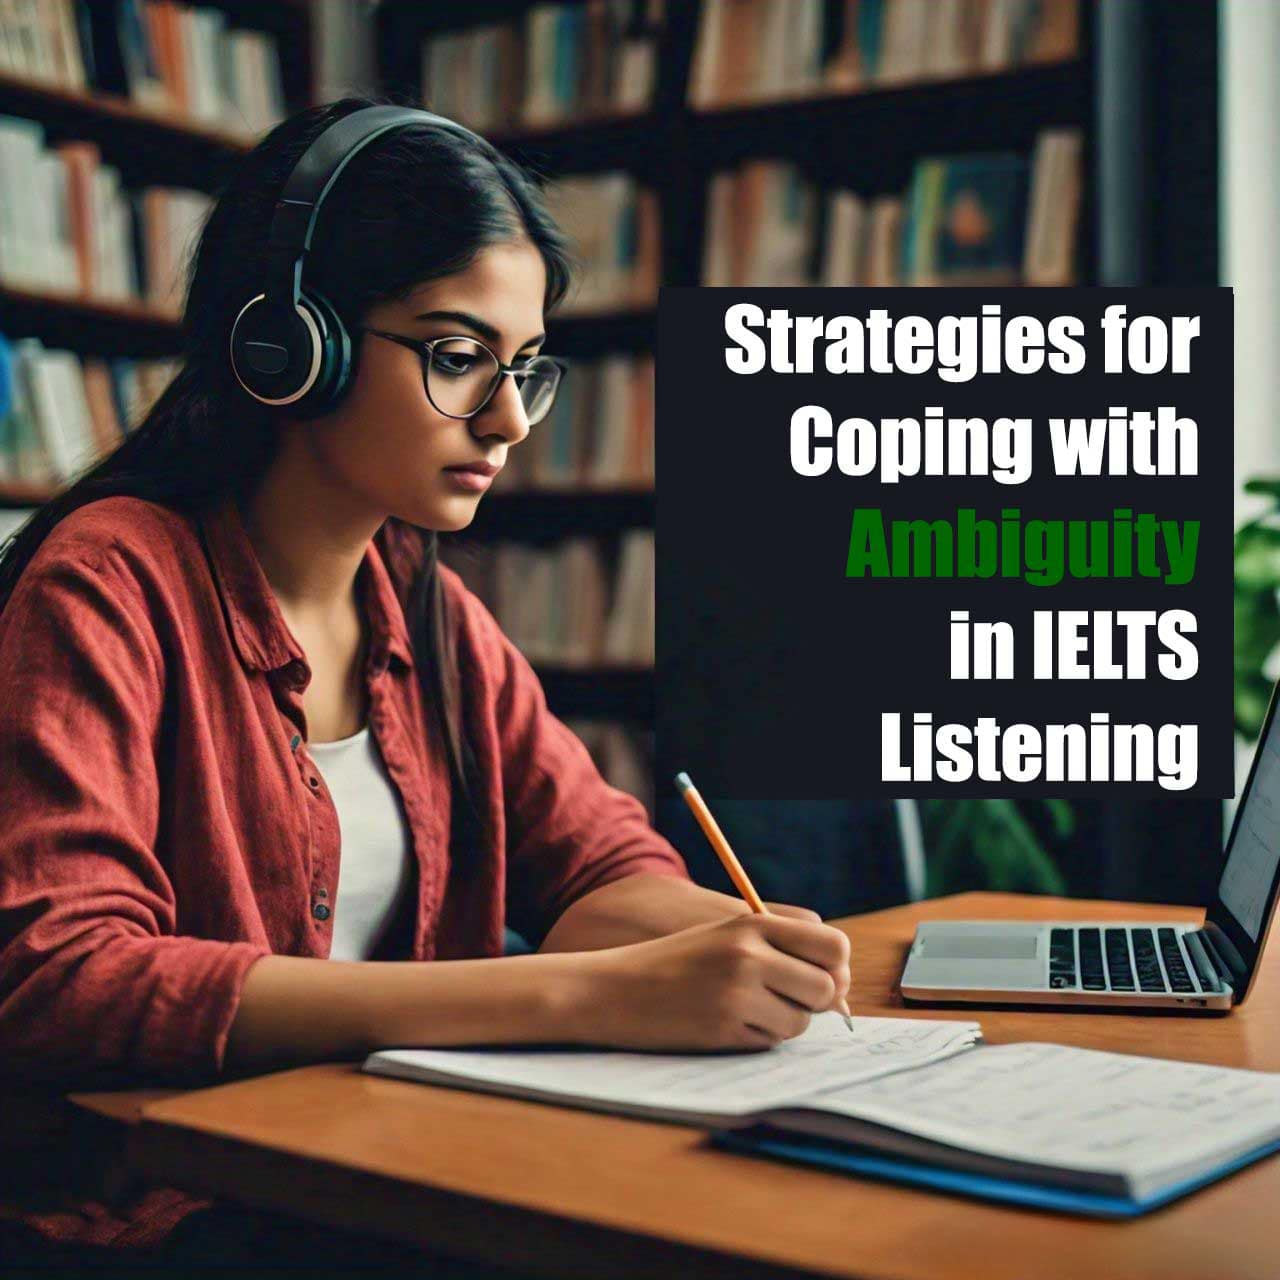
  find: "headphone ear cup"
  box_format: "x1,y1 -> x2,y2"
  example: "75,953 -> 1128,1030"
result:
291,288 -> 352,418
229,293 -> 325,407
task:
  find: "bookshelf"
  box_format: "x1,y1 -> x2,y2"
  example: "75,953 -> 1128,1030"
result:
0,4 -> 310,189
0,274 -> 186,509
381,0 -> 1097,726
0,2 -> 310,509
382,0 -> 1221,876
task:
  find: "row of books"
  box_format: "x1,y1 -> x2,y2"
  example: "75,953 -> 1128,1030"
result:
542,172 -> 659,313
0,1 -> 286,138
703,127 -> 1081,287
689,0 -> 1079,107
564,718 -> 656,815
0,114 -> 208,307
422,0 -> 663,134
502,354 -> 653,492
446,532 -> 655,669
0,334 -> 177,485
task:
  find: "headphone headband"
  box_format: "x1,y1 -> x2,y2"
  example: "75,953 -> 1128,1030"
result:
264,105 -> 485,310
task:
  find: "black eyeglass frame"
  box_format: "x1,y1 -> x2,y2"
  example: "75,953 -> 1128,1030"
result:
361,328 -> 566,423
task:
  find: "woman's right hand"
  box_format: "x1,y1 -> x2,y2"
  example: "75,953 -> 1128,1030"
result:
572,913 -> 852,1052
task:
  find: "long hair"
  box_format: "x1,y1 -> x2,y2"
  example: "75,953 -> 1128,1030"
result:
0,93 -> 574,870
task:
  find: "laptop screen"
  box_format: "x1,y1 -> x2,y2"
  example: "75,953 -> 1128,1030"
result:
1218,708 -> 1280,942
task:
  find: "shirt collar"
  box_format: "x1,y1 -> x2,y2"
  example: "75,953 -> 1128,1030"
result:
198,495 -> 415,677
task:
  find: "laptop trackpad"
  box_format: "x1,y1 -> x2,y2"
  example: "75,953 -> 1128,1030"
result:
924,932 -> 1039,960
909,925 -> 1044,989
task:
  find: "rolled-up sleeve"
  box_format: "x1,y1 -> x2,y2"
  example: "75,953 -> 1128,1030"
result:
454,580 -> 689,944
0,545 -> 269,1088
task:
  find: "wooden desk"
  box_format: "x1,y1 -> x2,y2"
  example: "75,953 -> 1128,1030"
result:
75,893 -> 1280,1280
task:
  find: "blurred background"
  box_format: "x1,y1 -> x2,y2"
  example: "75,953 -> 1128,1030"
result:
0,0 -> 1268,920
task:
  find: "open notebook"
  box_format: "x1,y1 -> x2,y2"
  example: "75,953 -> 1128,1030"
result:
364,1015 -> 981,1127
363,1015 -> 1280,1216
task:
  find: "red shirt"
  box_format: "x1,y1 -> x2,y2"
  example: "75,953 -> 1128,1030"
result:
0,494 -> 687,1250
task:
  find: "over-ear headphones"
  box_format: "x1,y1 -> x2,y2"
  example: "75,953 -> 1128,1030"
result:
229,105 -> 484,417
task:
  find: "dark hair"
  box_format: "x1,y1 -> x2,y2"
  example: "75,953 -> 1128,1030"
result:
0,93 -> 574,871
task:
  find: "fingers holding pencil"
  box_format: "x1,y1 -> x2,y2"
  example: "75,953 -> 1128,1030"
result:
674,772 -> 856,1031
765,903 -> 854,1017
751,913 -> 854,1022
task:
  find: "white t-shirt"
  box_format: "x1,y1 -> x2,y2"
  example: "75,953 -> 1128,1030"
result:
308,725 -> 414,961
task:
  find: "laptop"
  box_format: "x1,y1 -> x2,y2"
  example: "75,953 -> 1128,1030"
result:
900,690 -> 1280,1013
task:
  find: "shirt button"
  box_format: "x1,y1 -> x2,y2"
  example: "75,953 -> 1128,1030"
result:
290,734 -> 301,751
312,902 -> 331,921
308,775 -> 320,788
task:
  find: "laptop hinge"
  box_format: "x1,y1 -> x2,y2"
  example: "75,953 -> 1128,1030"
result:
1197,923 -> 1246,998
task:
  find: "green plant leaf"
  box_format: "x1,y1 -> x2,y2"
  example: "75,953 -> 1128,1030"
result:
1235,477 -> 1280,738
1235,522 -> 1280,590
1236,675 -> 1275,740
1044,798 -> 1075,838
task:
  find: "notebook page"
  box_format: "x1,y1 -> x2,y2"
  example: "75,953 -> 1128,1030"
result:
364,1014 -> 982,1121
793,1042 -> 1280,1190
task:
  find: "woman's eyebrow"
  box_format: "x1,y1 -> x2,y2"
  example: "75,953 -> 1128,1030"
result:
413,308 -> 545,350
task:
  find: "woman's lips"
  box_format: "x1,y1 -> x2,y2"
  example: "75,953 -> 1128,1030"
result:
443,465 -> 497,492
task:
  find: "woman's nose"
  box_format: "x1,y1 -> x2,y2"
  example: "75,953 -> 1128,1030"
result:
473,374 -> 531,446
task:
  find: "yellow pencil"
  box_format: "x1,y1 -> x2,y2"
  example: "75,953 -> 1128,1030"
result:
674,772 -> 854,1031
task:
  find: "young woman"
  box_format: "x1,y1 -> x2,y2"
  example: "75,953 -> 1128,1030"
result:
0,96 -> 851,1273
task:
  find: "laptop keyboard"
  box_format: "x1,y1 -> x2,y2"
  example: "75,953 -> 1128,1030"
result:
1050,926 -> 1206,995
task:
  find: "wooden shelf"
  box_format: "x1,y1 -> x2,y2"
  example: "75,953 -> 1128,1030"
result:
0,71 -> 256,150
690,59 -> 1084,121
0,285 -> 184,356
0,285 -> 181,325
489,109 -> 668,177
0,72 -> 257,192
685,61 -> 1089,181
488,60 -> 1086,152
489,108 -> 656,150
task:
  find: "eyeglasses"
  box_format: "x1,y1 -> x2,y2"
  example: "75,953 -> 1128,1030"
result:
362,329 -> 566,425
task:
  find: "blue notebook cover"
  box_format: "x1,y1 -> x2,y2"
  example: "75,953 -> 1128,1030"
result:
713,1126 -> 1280,1219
